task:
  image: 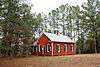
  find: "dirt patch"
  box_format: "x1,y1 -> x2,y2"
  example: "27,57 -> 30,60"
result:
0,54 -> 100,67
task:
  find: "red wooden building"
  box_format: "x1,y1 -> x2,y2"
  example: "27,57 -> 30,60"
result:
32,32 -> 75,56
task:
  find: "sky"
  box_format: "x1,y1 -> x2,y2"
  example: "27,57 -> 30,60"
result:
30,0 -> 87,14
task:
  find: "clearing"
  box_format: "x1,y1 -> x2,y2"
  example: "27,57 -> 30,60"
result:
0,54 -> 100,67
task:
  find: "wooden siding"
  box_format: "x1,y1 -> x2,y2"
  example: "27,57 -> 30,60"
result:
52,42 -> 75,56
38,34 -> 50,45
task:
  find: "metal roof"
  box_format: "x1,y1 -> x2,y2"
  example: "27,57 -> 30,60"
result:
43,32 -> 75,43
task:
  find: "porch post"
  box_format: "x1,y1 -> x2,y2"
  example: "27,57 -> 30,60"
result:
51,42 -> 53,56
42,45 -> 44,55
36,46 -> 37,52
39,45 -> 40,52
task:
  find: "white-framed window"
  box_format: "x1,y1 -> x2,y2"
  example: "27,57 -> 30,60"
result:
70,44 -> 74,52
47,44 -> 51,52
71,44 -> 74,52
64,44 -> 67,52
56,44 -> 60,52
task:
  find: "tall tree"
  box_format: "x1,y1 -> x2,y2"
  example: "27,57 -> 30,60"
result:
0,0 -> 40,46
81,0 -> 100,53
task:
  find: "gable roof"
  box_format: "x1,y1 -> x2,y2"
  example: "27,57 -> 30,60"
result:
42,32 -> 75,43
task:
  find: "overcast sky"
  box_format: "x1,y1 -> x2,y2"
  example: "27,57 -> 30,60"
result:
30,0 -> 87,14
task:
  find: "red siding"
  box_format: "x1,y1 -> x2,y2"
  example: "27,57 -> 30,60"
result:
38,34 -> 50,45
52,42 -> 75,56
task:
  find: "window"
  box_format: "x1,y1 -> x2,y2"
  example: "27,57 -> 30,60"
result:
47,44 -> 51,52
64,44 -> 67,52
72,44 -> 74,52
70,44 -> 74,52
56,44 -> 60,52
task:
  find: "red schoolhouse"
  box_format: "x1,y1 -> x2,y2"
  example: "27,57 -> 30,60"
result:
32,32 -> 76,56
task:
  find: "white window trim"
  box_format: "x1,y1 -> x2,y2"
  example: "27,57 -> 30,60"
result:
64,44 -> 67,52
57,44 -> 60,52
71,44 -> 74,52
47,44 -> 50,52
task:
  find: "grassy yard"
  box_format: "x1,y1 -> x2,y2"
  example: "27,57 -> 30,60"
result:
0,54 -> 100,67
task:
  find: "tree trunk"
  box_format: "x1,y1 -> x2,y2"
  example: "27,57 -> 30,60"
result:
94,31 -> 98,53
94,38 -> 97,53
